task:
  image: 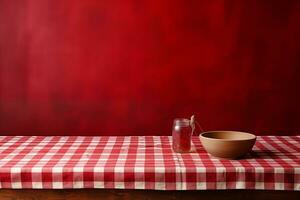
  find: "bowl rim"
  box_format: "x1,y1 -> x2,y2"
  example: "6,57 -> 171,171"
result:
200,131 -> 256,141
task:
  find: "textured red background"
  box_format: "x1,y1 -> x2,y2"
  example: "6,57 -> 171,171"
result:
0,0 -> 300,136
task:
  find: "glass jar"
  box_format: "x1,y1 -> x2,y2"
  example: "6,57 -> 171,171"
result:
172,118 -> 193,153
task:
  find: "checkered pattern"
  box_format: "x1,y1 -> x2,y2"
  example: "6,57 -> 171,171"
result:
0,136 -> 299,190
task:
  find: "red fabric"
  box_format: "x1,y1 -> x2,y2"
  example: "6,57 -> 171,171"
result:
0,135 -> 299,190
1,1 -> 300,136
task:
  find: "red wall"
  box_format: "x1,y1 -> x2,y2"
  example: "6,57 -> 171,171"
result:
0,0 -> 300,136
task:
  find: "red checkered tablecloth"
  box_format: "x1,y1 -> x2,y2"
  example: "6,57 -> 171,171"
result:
0,136 -> 299,190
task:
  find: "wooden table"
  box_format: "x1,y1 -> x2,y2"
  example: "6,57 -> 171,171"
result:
0,189 -> 299,200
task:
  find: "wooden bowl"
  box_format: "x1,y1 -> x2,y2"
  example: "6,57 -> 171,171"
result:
200,131 -> 256,159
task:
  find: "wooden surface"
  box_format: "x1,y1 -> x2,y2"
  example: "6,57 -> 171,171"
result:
0,189 -> 298,200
